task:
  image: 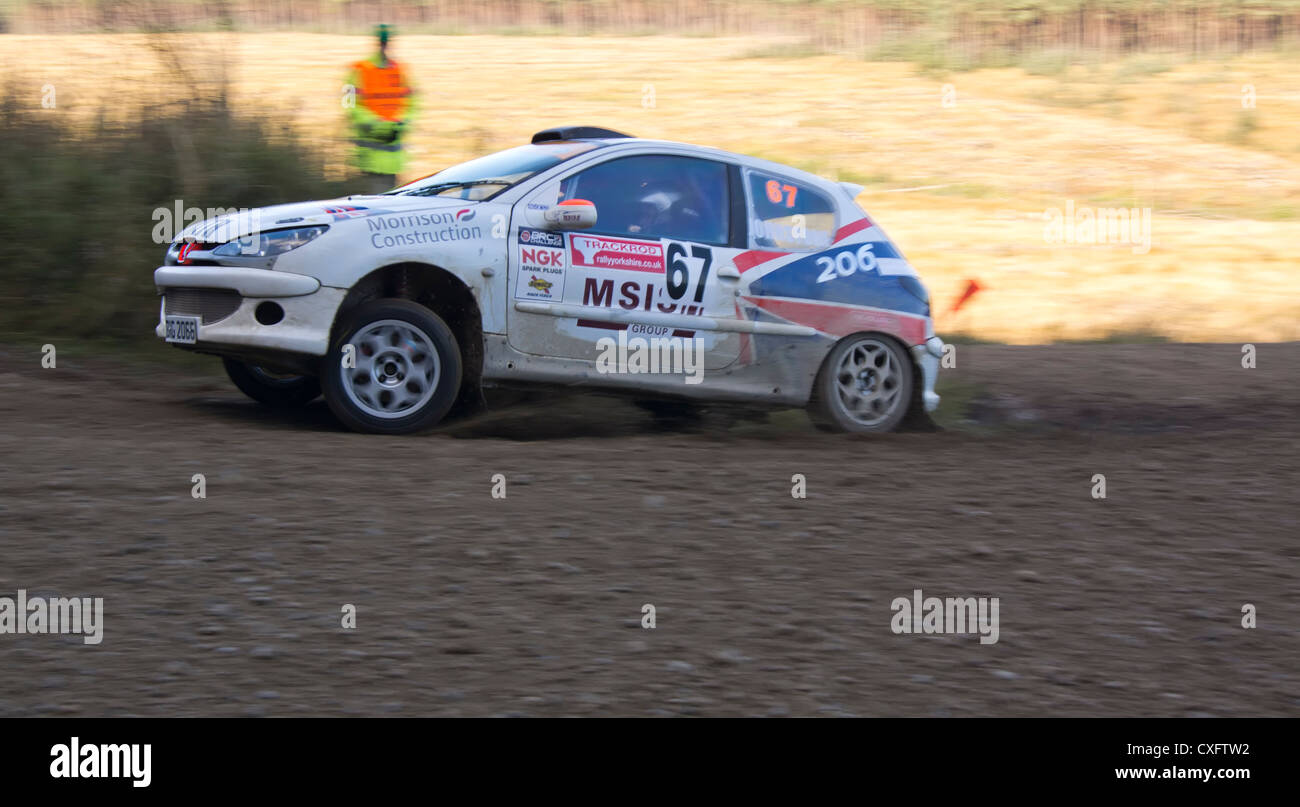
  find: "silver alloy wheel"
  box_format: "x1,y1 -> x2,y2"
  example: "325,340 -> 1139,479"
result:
833,337 -> 905,427
341,319 -> 441,419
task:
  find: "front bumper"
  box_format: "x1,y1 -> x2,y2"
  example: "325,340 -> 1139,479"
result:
911,336 -> 944,412
154,266 -> 344,357
154,265 -> 321,297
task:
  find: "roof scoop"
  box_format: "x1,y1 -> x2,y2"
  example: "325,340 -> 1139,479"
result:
531,126 -> 633,144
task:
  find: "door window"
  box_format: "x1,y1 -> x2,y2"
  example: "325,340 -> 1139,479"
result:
558,155 -> 729,245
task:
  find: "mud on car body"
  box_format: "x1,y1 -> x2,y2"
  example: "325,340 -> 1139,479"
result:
155,125 -> 945,434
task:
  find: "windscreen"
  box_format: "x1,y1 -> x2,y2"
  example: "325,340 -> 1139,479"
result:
389,142 -> 602,200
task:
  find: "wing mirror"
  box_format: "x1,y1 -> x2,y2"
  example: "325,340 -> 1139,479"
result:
543,199 -> 597,230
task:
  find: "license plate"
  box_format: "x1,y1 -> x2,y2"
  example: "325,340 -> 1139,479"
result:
164,315 -> 200,344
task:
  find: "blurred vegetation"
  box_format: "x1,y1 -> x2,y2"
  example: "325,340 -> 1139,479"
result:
4,1 -> 1300,62
0,40 -> 353,345
1229,108 -> 1260,143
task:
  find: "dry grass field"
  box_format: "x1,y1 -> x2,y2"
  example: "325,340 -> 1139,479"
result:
6,32 -> 1299,343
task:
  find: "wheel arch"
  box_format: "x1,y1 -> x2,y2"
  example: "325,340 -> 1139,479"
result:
331,262 -> 485,404
808,329 -> 932,427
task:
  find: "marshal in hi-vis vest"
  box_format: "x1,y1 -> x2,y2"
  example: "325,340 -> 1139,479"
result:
352,59 -> 412,121
345,56 -> 418,177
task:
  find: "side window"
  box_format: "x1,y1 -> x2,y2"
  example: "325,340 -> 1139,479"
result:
559,155 -> 729,244
746,170 -> 835,250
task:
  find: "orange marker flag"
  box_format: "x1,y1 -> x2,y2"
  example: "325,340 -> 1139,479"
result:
949,279 -> 982,314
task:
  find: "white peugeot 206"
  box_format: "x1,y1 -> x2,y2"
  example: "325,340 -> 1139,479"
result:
155,126 -> 945,434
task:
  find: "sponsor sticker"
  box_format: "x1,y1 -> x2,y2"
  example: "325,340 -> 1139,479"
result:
514,228 -> 567,301
367,212 -> 483,249
518,227 -> 564,249
569,234 -> 664,273
324,204 -> 382,221
573,238 -> 714,319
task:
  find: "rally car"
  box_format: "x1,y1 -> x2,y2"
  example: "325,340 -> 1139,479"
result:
155,126 -> 944,434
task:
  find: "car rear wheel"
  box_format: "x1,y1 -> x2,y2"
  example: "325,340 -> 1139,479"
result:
809,334 -> 913,433
321,299 -> 462,434
222,358 -> 321,408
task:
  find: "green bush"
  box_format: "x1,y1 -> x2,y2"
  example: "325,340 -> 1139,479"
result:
0,88 -> 353,345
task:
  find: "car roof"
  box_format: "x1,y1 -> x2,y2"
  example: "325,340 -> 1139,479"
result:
530,127 -> 845,198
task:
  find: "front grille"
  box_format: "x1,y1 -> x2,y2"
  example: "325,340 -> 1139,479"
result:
163,288 -> 243,324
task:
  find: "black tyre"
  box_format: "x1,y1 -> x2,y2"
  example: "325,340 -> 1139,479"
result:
808,333 -> 914,433
321,299 -> 462,434
222,358 -> 321,408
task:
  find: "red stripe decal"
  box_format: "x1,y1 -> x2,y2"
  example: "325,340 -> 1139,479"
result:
834,217 -> 872,242
732,218 -> 873,277
734,249 -> 787,274
735,300 -> 753,365
745,297 -> 926,345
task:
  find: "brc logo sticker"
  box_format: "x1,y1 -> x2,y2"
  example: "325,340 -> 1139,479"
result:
518,227 -> 564,249
569,234 -> 664,273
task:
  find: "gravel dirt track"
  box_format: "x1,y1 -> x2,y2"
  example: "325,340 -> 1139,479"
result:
0,343 -> 1296,717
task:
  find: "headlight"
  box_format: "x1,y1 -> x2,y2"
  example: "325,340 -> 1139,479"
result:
212,226 -> 328,258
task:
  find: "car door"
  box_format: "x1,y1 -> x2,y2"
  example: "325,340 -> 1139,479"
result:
507,153 -> 745,371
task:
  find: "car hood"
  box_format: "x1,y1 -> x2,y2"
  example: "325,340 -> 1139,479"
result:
172,195 -> 479,244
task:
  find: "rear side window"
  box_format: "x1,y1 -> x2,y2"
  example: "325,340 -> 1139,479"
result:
746,170 -> 835,250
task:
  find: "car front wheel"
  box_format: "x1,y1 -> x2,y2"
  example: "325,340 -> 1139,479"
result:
321,299 -> 462,434
809,333 -> 914,433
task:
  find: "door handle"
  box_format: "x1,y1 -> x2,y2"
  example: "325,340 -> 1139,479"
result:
717,266 -> 741,281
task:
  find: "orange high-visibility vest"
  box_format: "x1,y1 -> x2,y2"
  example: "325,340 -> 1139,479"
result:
353,59 -> 412,121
